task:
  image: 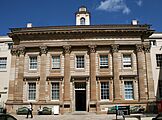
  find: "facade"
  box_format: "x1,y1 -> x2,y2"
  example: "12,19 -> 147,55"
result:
150,33 -> 162,100
6,6 -> 155,114
0,36 -> 12,108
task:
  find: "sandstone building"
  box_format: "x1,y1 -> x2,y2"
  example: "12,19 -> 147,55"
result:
6,6 -> 155,114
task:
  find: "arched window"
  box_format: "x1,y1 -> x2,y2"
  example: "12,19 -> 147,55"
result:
80,17 -> 85,25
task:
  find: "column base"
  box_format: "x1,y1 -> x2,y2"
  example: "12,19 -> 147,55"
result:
89,101 -> 97,113
63,101 -> 71,114
6,100 -> 14,104
148,98 -> 156,102
13,100 -> 23,103
113,98 -> 121,102
140,97 -> 147,102
38,100 -> 46,104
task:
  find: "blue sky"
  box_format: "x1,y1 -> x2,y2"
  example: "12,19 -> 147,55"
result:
0,0 -> 162,35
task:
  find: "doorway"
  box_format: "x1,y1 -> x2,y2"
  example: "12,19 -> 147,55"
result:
75,82 -> 86,111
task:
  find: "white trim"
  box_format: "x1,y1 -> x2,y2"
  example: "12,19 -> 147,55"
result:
75,54 -> 85,69
29,56 -> 37,70
100,82 -> 109,100
51,82 -> 60,100
51,55 -> 61,69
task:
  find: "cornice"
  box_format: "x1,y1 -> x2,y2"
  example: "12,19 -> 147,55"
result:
9,24 -> 154,37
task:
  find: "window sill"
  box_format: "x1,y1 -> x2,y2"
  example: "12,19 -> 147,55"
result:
27,100 -> 37,102
98,100 -> 112,104
28,69 -> 38,73
100,99 -> 110,101
123,67 -> 132,69
156,67 -> 162,69
0,69 -> 7,72
124,99 -> 134,100
75,68 -> 85,72
51,100 -> 59,101
50,69 -> 61,73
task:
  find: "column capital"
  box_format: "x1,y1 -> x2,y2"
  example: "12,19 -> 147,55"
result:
88,45 -> 96,53
11,48 -> 18,56
63,45 -> 71,54
136,44 -> 143,52
40,46 -> 48,55
18,46 -> 25,55
144,45 -> 151,53
111,44 -> 119,53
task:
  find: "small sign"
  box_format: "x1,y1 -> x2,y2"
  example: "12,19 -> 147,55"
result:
116,106 -> 130,116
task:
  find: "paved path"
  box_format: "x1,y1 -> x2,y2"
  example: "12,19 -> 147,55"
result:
13,114 -> 154,120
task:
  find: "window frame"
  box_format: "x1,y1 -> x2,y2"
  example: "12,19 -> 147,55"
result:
51,82 -> 60,100
124,81 -> 134,100
99,55 -> 109,69
29,56 -> 37,70
150,40 -> 157,47
0,57 -> 7,70
156,54 -> 162,67
75,55 -> 85,69
51,55 -> 61,70
100,82 -> 109,100
122,54 -> 132,69
28,82 -> 36,101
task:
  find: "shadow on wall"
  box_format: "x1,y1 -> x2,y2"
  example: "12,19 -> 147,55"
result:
146,64 -> 162,113
155,66 -> 162,113
156,66 -> 162,99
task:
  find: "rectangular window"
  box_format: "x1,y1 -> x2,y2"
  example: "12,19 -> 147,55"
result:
159,81 -> 162,98
0,57 -> 7,69
101,82 -> 109,100
52,56 -> 60,69
51,83 -> 59,100
76,55 -> 84,68
8,42 -> 13,49
156,54 -> 162,67
100,55 -> 108,68
150,40 -> 156,47
123,54 -> 132,68
124,81 -> 134,100
29,56 -> 37,70
28,83 -> 36,100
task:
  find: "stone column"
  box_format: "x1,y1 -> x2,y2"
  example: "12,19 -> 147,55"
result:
136,44 -> 147,101
111,44 -> 121,101
7,48 -> 17,103
63,46 -> 71,101
14,46 -> 25,102
144,45 -> 155,101
89,45 -> 97,102
39,46 -> 48,102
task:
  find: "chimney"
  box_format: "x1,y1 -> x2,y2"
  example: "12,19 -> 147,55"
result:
131,20 -> 139,25
27,23 -> 32,28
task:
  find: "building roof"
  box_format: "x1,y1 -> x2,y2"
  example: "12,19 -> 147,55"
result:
149,32 -> 162,39
8,24 -> 154,37
0,36 -> 12,42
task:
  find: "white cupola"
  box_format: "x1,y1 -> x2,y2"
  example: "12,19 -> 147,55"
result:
76,6 -> 90,25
